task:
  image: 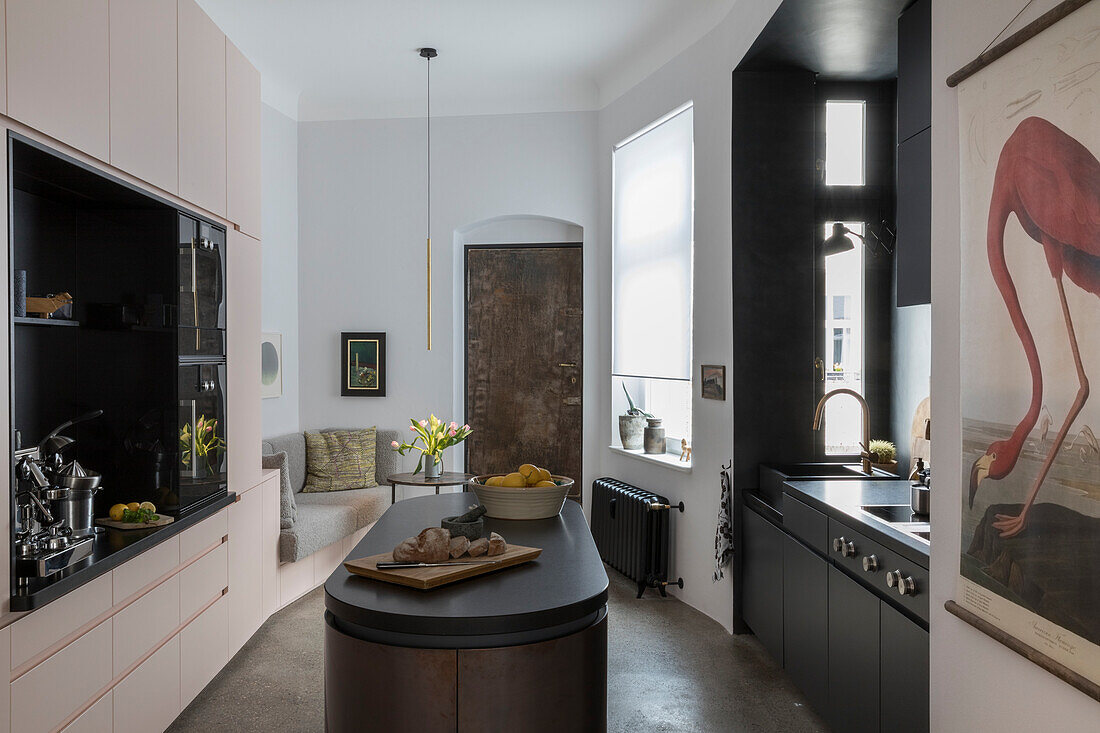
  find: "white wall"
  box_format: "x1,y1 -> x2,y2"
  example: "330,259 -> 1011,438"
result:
260,103 -> 301,437
296,111 -> 599,488
595,0 -> 781,632
930,0 -> 1100,726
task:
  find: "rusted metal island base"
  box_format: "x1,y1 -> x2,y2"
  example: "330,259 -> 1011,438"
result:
325,611 -> 607,731
323,493 -> 610,733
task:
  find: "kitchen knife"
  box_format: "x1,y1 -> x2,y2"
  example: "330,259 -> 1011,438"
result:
375,559 -> 502,569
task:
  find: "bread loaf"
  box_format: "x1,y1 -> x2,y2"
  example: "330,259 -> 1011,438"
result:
487,531 -> 507,556
392,527 -> 450,563
449,535 -> 471,558
468,538 -> 489,557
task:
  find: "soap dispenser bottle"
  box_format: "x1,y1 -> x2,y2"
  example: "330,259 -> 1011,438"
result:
909,457 -> 926,482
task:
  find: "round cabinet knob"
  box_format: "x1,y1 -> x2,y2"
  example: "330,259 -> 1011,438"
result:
897,575 -> 917,596
862,554 -> 879,572
886,570 -> 900,588
832,537 -> 843,553
842,539 -> 857,557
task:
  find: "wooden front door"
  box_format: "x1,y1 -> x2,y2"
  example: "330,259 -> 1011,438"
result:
465,245 -> 582,499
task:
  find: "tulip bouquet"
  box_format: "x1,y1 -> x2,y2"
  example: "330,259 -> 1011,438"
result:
179,414 -> 226,476
391,415 -> 473,477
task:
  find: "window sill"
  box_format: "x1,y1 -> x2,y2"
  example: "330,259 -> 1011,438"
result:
607,445 -> 692,473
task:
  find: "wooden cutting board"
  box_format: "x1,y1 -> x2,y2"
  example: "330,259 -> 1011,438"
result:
96,516 -> 175,530
344,544 -> 542,590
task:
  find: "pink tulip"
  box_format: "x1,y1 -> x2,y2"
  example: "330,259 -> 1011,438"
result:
390,440 -> 399,448
419,419 -> 428,427
448,429 -> 456,437
450,421 -> 458,430
462,424 -> 471,431
409,425 -> 416,431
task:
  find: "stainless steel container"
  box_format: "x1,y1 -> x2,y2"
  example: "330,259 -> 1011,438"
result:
61,488 -> 98,537
910,482 -> 930,516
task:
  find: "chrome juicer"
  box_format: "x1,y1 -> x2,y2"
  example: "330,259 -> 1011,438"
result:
13,410 -> 104,583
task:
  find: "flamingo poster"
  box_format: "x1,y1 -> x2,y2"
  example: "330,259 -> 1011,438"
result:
959,1 -> 1100,686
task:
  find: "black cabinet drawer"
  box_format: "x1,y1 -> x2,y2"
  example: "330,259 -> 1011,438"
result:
898,0 -> 931,143
782,494 -> 829,554
827,518 -> 929,624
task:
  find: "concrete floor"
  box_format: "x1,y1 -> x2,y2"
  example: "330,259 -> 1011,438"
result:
169,569 -> 826,732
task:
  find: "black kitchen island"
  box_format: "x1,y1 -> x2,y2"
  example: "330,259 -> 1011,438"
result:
324,492 -> 609,732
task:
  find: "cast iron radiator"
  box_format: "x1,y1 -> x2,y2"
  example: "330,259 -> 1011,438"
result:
591,477 -> 684,598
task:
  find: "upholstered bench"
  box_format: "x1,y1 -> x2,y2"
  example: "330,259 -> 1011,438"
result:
261,428 -> 398,607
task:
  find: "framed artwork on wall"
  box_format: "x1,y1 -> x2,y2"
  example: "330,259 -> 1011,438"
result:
701,364 -> 725,400
261,332 -> 283,399
951,0 -> 1100,699
341,332 -> 387,397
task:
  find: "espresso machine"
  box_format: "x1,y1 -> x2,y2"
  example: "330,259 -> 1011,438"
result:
13,411 -> 104,583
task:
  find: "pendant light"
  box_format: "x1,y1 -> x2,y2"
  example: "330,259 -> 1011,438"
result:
420,47 -> 437,351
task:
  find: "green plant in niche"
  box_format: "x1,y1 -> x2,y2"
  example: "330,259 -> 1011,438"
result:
622,383 -> 653,418
868,439 -> 896,464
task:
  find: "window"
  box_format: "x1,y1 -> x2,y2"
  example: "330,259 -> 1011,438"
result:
612,104 -> 694,452
824,101 -> 866,185
823,223 -> 865,454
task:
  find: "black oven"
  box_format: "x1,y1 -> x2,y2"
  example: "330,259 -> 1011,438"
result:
176,214 -> 227,512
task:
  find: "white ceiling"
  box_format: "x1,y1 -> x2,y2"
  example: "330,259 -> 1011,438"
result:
197,0 -> 737,121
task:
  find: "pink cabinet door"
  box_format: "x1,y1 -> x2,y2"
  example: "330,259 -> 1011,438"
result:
229,487 -> 263,655
7,0 -> 110,160
109,0 -> 178,194
226,230 -> 262,492
177,0 -> 227,217
227,40 -> 261,238
113,635 -> 181,733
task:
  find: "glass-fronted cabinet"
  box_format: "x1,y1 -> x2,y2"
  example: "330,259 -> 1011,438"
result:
178,214 -> 226,358
177,362 -> 227,512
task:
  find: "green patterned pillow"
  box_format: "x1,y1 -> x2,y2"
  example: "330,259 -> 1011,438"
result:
302,428 -> 378,493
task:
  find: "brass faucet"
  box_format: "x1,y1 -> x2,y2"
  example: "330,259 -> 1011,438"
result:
812,388 -> 872,474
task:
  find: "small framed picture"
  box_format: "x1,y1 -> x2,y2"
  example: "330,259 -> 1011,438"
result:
341,332 -> 387,397
701,364 -> 725,400
261,332 -> 283,399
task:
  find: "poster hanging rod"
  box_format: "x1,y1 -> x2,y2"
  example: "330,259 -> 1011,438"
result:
945,601 -> 1100,701
946,0 -> 1094,88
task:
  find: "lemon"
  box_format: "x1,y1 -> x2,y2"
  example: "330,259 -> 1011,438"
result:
139,501 -> 157,513
109,504 -> 127,521
127,502 -> 140,512
518,464 -> 541,485
485,476 -> 504,487
536,467 -> 552,483
534,480 -> 556,488
501,472 -> 527,488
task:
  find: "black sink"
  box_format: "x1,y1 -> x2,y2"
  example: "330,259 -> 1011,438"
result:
757,462 -> 894,510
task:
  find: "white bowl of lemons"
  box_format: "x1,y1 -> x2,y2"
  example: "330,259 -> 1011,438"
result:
470,464 -> 574,519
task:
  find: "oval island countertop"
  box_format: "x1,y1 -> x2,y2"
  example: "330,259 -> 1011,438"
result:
324,492 -> 609,648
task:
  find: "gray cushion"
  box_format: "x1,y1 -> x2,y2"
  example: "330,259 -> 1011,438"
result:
295,486 -> 388,530
263,426 -> 403,563
262,432 -> 307,492
261,451 -> 296,529
278,503 -> 357,562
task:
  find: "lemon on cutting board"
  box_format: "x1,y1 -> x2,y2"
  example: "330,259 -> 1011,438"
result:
126,502 -> 140,512
139,501 -> 156,513
109,504 -> 128,521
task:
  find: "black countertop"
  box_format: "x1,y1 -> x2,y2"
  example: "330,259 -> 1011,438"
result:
11,492 -> 236,611
746,479 -> 929,567
324,493 -> 609,649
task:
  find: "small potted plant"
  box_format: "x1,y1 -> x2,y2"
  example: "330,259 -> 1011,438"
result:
619,384 -> 651,451
392,415 -> 472,478
867,439 -> 898,475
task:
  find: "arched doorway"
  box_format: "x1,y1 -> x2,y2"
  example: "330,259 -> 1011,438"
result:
458,216 -> 583,500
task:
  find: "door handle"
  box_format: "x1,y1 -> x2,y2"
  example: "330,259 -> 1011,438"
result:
814,357 -> 825,382
558,362 -> 577,368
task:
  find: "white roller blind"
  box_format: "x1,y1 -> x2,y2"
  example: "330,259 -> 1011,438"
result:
612,104 -> 694,381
